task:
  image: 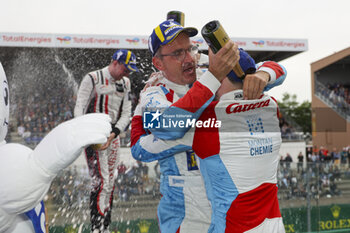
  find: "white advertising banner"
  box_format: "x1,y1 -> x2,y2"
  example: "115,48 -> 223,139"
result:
0,32 -> 308,52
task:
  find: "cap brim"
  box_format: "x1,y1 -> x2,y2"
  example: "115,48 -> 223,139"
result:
182,27 -> 198,37
126,64 -> 139,72
163,27 -> 198,46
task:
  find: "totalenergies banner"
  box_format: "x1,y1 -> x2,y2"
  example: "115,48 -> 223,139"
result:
0,32 -> 308,52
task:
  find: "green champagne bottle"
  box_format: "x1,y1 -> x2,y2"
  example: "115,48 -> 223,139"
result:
167,11 -> 185,26
201,20 -> 245,79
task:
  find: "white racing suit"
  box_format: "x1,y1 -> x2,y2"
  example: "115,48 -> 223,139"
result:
131,71 -> 219,233
130,61 -> 286,233
188,91 -> 285,233
74,67 -> 131,231
134,91 -> 285,233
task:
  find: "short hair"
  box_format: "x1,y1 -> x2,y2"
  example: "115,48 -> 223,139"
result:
154,46 -> 163,59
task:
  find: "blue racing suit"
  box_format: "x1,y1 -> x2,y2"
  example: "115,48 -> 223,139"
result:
130,61 -> 287,233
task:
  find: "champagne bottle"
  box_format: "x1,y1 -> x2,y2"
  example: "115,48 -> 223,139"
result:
167,11 -> 185,26
201,20 -> 248,81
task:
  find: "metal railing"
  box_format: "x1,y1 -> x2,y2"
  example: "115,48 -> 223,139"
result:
314,80 -> 350,121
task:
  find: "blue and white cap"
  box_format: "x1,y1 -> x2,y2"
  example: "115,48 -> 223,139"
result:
112,49 -> 139,72
148,20 -> 198,57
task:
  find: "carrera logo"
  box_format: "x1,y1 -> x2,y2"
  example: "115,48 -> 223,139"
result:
226,99 -> 270,114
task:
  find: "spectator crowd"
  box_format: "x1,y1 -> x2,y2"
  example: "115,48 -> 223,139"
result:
316,81 -> 350,116
278,145 -> 350,200
12,88 -> 75,146
9,87 -> 133,147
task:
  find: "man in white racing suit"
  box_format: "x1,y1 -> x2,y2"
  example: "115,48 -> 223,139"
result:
0,62 -> 111,233
133,75 -> 285,232
74,49 -> 138,233
130,20 -> 286,233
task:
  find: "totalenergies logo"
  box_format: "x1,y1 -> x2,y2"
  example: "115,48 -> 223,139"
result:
191,38 -> 204,46
252,40 -> 264,47
126,37 -> 140,45
57,36 -> 71,44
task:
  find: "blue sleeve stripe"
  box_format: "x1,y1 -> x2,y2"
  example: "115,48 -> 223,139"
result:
131,138 -> 191,162
264,65 -> 287,92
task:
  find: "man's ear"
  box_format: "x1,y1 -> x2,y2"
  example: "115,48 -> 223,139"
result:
110,60 -> 118,68
152,56 -> 163,71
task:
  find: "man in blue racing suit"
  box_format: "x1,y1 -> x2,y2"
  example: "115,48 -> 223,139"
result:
130,20 -> 286,233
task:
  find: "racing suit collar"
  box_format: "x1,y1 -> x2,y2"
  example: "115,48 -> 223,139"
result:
220,89 -> 244,101
162,77 -> 191,97
102,67 -> 124,84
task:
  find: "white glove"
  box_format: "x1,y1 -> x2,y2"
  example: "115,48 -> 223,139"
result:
0,113 -> 111,215
34,113 -> 111,175
0,207 -> 15,232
